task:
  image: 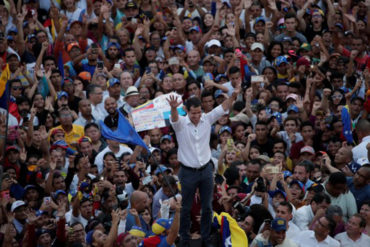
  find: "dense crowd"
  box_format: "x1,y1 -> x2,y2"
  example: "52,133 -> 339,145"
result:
0,0 -> 370,246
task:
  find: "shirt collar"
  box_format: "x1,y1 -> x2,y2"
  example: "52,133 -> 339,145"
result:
185,114 -> 205,126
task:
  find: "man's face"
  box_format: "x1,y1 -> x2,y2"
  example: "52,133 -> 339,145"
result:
8,56 -> 20,72
72,223 -> 86,242
173,73 -> 185,91
270,229 -> 286,245
124,51 -> 136,66
79,142 -> 92,156
350,99 -> 362,117
149,129 -> 161,145
79,100 -> 92,116
229,72 -> 241,87
59,110 -> 73,127
276,85 -> 288,101
80,200 -> 93,219
90,87 -> 103,104
187,51 -> 200,66
351,39 -> 364,53
238,216 -> 254,234
284,120 -> 296,133
346,216 -> 363,235
353,167 -> 369,188
53,176 -> 66,191
246,164 -> 260,182
273,143 -> 285,153
285,17 -> 296,32
237,164 -> 247,177
125,95 -> 140,108
187,106 -> 202,125
120,72 -> 134,89
293,166 -> 308,183
50,72 -> 62,85
327,182 -> 346,197
301,126 -> 314,140
14,206 -> 27,221
187,83 -> 200,97
44,60 -> 56,71
160,139 -> 174,153
314,217 -> 330,239
276,205 -> 292,222
201,96 -> 215,113
108,83 -> 121,98
120,234 -> 137,247
334,147 -> 349,164
104,98 -> 118,114
255,124 -> 268,140
113,171 -> 127,186
251,48 -> 263,61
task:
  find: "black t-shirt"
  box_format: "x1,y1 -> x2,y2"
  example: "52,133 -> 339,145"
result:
251,138 -> 275,157
304,22 -> 328,43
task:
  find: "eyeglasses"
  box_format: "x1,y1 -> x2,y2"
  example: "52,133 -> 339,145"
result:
12,86 -> 22,91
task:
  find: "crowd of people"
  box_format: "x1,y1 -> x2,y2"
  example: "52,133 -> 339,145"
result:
0,0 -> 370,246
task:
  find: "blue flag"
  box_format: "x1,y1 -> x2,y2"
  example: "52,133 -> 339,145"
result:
341,105 -> 353,144
58,51 -> 64,83
99,111 -> 149,152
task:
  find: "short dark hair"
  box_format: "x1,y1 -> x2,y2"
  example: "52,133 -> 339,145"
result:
86,84 -> 101,99
51,69 -> 61,75
273,139 -> 287,150
228,66 -> 240,75
123,48 -> 135,56
43,55 -> 56,65
328,172 -> 347,185
311,192 -> 331,205
279,201 -> 293,213
284,12 -> 297,21
301,121 -> 314,130
185,97 -> 201,111
201,90 -> 214,100
85,122 -> 100,132
255,121 -> 268,127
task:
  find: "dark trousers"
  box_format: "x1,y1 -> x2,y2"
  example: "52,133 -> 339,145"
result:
178,161 -> 214,242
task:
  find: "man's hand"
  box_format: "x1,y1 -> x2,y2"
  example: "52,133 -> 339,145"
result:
166,95 -> 182,109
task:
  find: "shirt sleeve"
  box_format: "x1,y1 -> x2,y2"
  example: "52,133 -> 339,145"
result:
169,115 -> 185,132
205,104 -> 229,125
345,191 -> 358,219
293,210 -> 309,230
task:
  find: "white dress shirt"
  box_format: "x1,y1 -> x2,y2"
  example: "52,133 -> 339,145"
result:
170,104 -> 228,168
352,135 -> 370,163
293,205 -> 314,230
91,103 -> 107,121
94,145 -> 133,174
335,232 -> 370,247
286,221 -> 301,240
292,230 -> 340,247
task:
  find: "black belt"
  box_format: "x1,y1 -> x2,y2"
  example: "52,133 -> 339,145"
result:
181,161 -> 211,171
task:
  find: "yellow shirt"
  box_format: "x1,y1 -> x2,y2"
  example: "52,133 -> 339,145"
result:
49,124 -> 84,147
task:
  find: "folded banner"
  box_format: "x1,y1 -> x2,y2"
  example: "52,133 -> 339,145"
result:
213,212 -> 248,247
100,110 -> 149,152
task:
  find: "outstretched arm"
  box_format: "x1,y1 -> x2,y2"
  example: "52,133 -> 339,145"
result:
167,95 -> 182,123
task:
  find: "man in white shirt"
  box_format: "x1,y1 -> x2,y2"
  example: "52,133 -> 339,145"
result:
87,84 -> 106,120
168,86 -> 239,247
335,214 -> 370,246
251,218 -> 297,247
352,119 -> 370,162
94,139 -> 133,174
292,216 -> 340,247
276,202 -> 300,239
293,192 -> 331,230
323,172 -> 358,221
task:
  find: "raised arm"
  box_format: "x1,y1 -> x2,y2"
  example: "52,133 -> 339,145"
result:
167,95 -> 182,123
221,85 -> 240,111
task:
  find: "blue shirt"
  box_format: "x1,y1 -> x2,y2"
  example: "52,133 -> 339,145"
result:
125,211 -> 151,236
347,177 -> 370,210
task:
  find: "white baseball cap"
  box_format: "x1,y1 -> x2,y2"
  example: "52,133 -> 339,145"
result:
251,42 -> 264,52
11,200 -> 26,212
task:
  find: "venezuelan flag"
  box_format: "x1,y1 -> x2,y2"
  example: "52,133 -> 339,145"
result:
341,105 -> 353,144
0,64 -> 11,109
213,212 -> 248,247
